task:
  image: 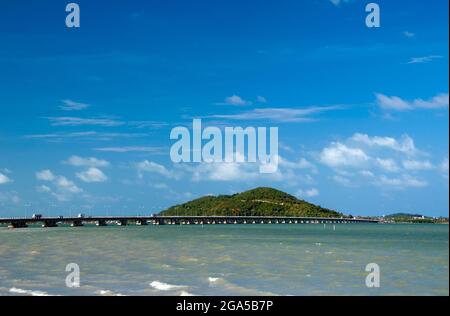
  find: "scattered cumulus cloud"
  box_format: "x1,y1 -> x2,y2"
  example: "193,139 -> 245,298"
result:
319,133 -> 433,191
191,161 -> 259,182
257,96 -> 267,103
65,156 -> 110,168
374,175 -> 428,189
218,95 -> 252,106
440,158 -> 449,179
0,192 -> 20,204
0,172 -> 12,184
376,93 -> 449,111
351,133 -> 418,156
36,185 -> 51,193
402,160 -> 434,171
76,168 -> 108,183
136,160 -> 179,180
403,31 -> 415,38
332,175 -> 353,187
55,176 -> 83,193
376,158 -> 400,173
320,142 -> 370,168
297,188 -> 320,198
35,170 -> 82,201
36,169 -> 56,181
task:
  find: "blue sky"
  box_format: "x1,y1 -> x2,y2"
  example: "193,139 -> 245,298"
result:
0,0 -> 448,217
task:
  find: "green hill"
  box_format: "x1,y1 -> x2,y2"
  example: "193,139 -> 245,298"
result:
159,187 -> 344,218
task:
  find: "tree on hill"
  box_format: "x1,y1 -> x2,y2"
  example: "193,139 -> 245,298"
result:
159,187 -> 343,218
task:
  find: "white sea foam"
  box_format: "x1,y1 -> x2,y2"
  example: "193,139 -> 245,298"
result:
150,281 -> 187,291
208,277 -> 220,283
207,277 -> 277,296
9,287 -> 51,296
97,289 -> 126,296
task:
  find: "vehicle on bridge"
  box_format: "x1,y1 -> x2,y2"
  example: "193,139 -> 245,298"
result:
32,214 -> 42,220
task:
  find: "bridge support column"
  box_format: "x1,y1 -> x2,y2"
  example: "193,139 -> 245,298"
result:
136,220 -> 148,226
42,220 -> 58,228
96,220 -> 107,227
71,220 -> 84,227
117,220 -> 128,226
157,219 -> 166,225
8,221 -> 28,229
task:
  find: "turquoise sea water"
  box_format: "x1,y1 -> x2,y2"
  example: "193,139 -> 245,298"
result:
0,224 -> 448,296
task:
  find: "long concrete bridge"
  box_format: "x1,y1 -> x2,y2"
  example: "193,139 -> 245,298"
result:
0,216 -> 379,228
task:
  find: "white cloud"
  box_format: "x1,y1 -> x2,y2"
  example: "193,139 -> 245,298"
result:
65,156 -> 110,168
402,160 -> 434,171
329,0 -> 352,6
36,169 -> 56,181
319,133 -> 436,190
376,93 -> 449,111
0,173 -> 12,184
403,31 -> 415,38
256,96 -> 267,103
375,94 -> 410,111
332,175 -> 353,186
60,99 -> 90,111
376,158 -> 400,173
440,158 -> 449,179
136,160 -> 179,180
224,95 -> 252,106
297,188 -> 319,198
0,192 -> 20,204
210,106 -> 340,123
360,170 -> 375,177
26,131 -> 148,142
36,185 -> 51,193
179,154 -> 311,183
151,183 -> 169,190
191,162 -> 258,182
36,170 -> 82,201
94,146 -> 162,153
76,168 -> 108,183
375,175 -> 428,189
351,133 -> 418,156
55,176 -> 82,193
47,116 -> 124,127
279,157 -> 316,171
320,142 -> 370,168
408,55 -> 442,64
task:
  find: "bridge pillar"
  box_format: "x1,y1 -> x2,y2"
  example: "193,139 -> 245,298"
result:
42,220 -> 58,228
136,220 -> 148,226
96,220 -> 107,227
8,221 -> 28,229
71,220 -> 83,227
117,220 -> 128,226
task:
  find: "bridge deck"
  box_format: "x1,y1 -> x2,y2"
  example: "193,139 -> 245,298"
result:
0,215 -> 379,227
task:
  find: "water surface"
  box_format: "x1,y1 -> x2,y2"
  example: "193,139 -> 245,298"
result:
0,224 -> 448,296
